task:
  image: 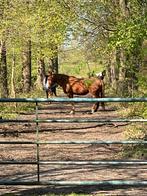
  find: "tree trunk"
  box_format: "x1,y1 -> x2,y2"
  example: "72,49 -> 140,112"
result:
35,57 -> 46,90
10,48 -> 16,98
107,49 -> 119,93
119,0 -> 129,17
51,55 -> 58,74
117,0 -> 142,96
48,47 -> 59,74
117,0 -> 130,96
48,57 -> 58,74
118,49 -> 129,96
127,43 -> 142,96
22,40 -> 32,93
0,40 -> 8,98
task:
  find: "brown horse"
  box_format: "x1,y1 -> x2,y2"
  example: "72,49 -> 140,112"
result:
47,72 -> 105,113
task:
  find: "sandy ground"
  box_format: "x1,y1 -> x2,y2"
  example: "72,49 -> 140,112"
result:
0,100 -> 147,195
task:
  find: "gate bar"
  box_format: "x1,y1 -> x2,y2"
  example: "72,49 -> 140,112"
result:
1,160 -> 147,165
0,97 -> 147,103
1,140 -> 147,144
36,119 -> 147,123
1,180 -> 147,186
1,118 -> 147,123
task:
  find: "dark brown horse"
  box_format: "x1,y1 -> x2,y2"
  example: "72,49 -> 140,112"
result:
47,72 -> 105,113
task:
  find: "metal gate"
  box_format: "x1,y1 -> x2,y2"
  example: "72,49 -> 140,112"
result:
0,97 -> 147,186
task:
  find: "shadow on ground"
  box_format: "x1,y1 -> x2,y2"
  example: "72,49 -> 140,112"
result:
1,184 -> 147,196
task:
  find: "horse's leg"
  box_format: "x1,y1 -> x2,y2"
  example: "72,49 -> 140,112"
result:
46,90 -> 52,104
54,87 -> 57,97
91,95 -> 99,113
70,101 -> 75,114
68,93 -> 75,114
93,89 -> 105,112
101,97 -> 105,110
46,90 -> 48,99
100,87 -> 105,110
92,102 -> 99,113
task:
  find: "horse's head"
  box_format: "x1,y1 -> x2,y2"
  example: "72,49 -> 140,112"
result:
47,72 -> 56,90
42,72 -> 57,98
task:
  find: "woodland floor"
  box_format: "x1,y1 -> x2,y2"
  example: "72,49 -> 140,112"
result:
0,96 -> 147,195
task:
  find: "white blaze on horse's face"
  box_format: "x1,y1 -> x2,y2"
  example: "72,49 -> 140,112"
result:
43,76 -> 49,90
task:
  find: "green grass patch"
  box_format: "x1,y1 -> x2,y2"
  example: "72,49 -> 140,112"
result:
117,100 -> 147,159
120,122 -> 147,159
0,88 -> 46,118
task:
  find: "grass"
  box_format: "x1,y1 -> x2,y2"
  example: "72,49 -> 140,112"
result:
0,88 -> 45,119
59,47 -> 104,77
118,101 -> 147,159
60,62 -> 104,78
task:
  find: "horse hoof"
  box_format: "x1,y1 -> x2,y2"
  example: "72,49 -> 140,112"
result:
70,110 -> 75,115
91,109 -> 95,114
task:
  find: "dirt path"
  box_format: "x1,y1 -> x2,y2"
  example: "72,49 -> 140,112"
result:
0,101 -> 147,195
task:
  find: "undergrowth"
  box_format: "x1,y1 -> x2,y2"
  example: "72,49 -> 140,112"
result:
0,88 -> 46,119
118,100 -> 147,159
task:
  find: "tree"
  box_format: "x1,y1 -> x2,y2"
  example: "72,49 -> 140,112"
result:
68,0 -> 147,96
0,40 -> 8,97
0,1 -> 11,98
10,48 -> 16,98
109,0 -> 147,96
32,0 -> 76,86
22,40 -> 32,93
35,55 -> 46,90
1,0 -> 146,98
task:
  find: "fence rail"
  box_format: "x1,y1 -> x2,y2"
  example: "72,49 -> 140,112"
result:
0,97 -> 147,186
0,97 -> 147,102
1,180 -> 147,186
0,118 -> 147,123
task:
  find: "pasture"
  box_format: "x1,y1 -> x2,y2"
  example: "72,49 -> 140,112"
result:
0,96 -> 147,195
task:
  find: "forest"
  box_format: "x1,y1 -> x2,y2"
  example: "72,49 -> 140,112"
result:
0,0 -> 147,99
1,2 -> 147,193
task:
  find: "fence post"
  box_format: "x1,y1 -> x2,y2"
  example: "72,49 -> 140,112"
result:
35,101 -> 40,182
